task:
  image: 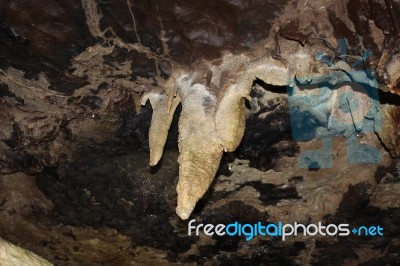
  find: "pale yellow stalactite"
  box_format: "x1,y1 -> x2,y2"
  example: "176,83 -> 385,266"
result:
176,84 -> 223,219
215,83 -> 247,152
142,91 -> 181,166
0,238 -> 53,266
243,56 -> 290,87
144,54 -> 294,220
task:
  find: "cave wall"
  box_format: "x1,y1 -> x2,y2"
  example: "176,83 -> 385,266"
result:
0,0 -> 400,265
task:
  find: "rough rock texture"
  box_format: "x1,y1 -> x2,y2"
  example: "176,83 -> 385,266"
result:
0,0 -> 400,264
378,103 -> 400,157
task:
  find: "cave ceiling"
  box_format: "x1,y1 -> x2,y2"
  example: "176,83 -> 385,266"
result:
1,0 -> 400,218
0,0 -> 400,264
0,0 -> 400,218
0,0 -> 399,92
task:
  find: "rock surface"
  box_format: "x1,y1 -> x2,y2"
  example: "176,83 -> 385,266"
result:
0,0 -> 399,264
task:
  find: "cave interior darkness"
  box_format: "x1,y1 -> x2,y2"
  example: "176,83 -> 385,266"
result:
0,0 -> 400,265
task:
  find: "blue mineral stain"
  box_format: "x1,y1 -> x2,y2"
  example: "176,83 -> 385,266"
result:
287,39 -> 381,168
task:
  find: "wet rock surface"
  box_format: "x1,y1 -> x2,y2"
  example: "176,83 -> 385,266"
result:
0,103 -> 397,265
0,0 -> 400,265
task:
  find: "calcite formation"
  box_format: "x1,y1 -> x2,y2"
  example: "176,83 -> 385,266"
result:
134,0 -> 400,219
142,50 -> 296,219
141,57 -> 249,219
0,0 -> 399,223
141,89 -> 180,166
0,238 -> 52,266
142,47 -> 381,219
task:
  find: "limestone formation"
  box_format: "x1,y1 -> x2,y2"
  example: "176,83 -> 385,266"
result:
0,238 -> 52,266
1,0 -> 400,263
